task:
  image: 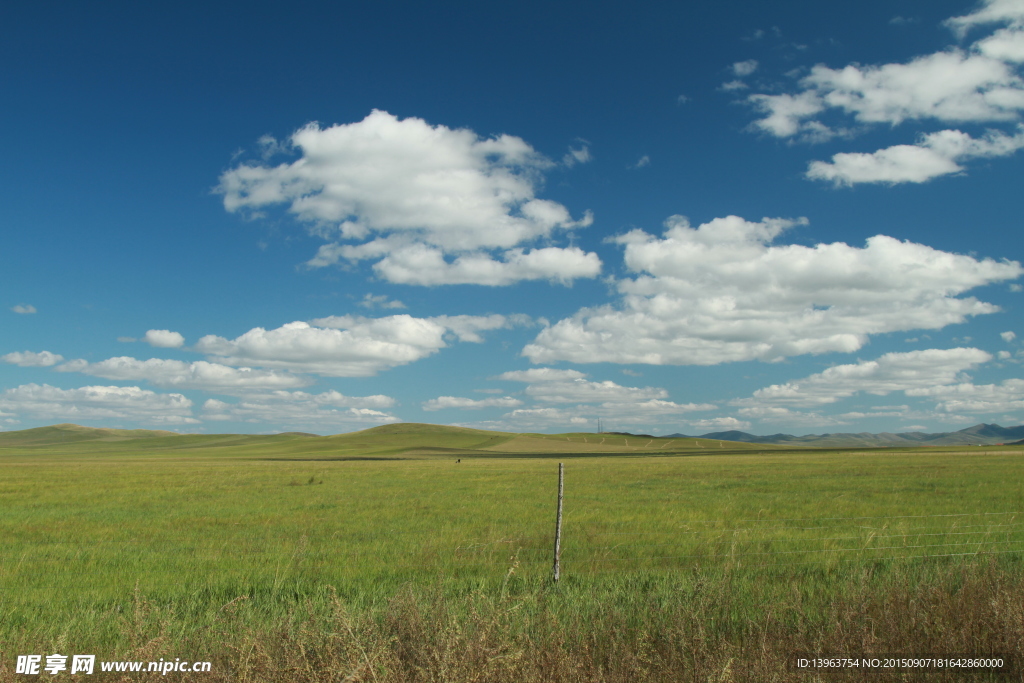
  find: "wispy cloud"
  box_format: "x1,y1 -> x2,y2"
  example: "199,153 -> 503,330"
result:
732,59 -> 759,77
562,142 -> 592,167
630,155 -> 651,169
808,126 -> 1024,185
193,314 -> 515,377
2,351 -> 64,367
0,384 -> 199,425
202,390 -> 398,428
56,356 -> 311,391
734,347 -> 992,408
358,293 -> 406,309
422,396 -> 522,411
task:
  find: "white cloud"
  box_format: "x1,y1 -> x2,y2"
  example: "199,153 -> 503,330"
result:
974,26 -> 1024,62
631,155 -> 651,169
807,126 -> 1024,185
482,366 -> 715,430
523,215 -> 1023,366
312,312 -> 515,343
597,399 -> 716,416
732,59 -> 759,77
751,50 -> 1024,139
426,314 -> 515,342
359,293 -> 406,309
563,144 -> 592,167
196,314 -> 513,377
256,133 -> 289,160
498,368 -> 677,405
688,417 -> 752,431
201,391 -> 398,428
310,241 -> 601,286
11,305 -> 36,314
218,110 -> 599,286
228,389 -> 394,408
0,384 -> 198,425
735,405 -> 863,427
734,404 -> 944,427
494,368 -> 587,382
807,51 -> 1024,125
735,405 -> 802,421
946,0 -> 1024,37
421,396 -> 523,411
144,329 -> 185,348
498,407 -> 584,429
56,356 -> 310,391
741,0 -> 1024,189
737,348 -> 992,408
196,317 -> 447,377
1002,330 -> 1017,341
748,91 -> 828,138
747,3 -> 1024,181
720,80 -> 750,92
523,378 -> 669,403
498,398 -> 715,430
908,378 -> 1024,413
3,351 -> 64,367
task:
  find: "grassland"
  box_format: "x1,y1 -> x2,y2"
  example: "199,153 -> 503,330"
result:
1,423 -> 1023,681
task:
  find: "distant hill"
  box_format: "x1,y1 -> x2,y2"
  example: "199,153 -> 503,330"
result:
0,423 -> 181,446
665,423 -> 1024,447
0,422 -> 767,458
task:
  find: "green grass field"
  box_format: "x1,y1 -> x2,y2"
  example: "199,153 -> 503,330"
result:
1,423 -> 1023,681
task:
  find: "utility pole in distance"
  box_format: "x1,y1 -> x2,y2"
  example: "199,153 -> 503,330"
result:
552,462 -> 564,582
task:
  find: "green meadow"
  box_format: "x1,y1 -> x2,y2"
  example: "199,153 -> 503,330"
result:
1,423 -> 1023,681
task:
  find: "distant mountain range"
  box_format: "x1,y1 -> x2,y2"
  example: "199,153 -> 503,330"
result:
666,423 -> 1024,448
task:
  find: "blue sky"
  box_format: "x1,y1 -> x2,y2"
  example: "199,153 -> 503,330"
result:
3,0 -> 1024,436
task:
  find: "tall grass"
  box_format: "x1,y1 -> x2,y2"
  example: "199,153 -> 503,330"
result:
3,559 -> 1021,681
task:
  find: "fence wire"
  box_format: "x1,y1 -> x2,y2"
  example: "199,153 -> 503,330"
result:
3,512 -> 1021,575
446,512 -> 1024,571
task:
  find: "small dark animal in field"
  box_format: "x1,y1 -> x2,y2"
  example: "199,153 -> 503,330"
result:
456,459 -> 461,463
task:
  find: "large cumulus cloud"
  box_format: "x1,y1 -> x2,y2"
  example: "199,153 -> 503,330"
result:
218,110 -> 599,285
524,215 -> 1022,366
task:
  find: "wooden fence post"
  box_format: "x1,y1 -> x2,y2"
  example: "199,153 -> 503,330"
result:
553,462 -> 564,582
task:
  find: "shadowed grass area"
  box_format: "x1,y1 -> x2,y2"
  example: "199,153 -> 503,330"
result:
1,424 -> 1022,680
